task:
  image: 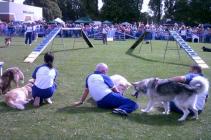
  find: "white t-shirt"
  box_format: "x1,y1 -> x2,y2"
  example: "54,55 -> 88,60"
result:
86,72 -> 114,101
26,26 -> 33,33
32,64 -> 57,89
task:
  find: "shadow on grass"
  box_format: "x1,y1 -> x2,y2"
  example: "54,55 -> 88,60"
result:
0,102 -> 22,113
125,49 -> 189,67
0,101 -> 48,112
23,47 -> 91,60
45,47 -> 91,54
127,112 -> 184,126
57,106 -> 110,114
58,105 -> 184,126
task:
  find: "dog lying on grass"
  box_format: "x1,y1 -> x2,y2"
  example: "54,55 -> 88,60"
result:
4,80 -> 34,110
131,76 -> 209,121
202,46 -> 211,52
0,67 -> 24,94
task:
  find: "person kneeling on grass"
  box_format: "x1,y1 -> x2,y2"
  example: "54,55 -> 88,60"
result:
32,52 -> 58,107
169,65 -> 208,115
73,63 -> 138,116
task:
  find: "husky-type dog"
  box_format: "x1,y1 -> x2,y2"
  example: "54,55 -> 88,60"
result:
131,76 -> 209,121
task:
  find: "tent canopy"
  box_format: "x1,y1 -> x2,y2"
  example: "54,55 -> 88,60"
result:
54,17 -> 65,24
75,17 -> 93,24
102,20 -> 112,24
121,22 -> 131,26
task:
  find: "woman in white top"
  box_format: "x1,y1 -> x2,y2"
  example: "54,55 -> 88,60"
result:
32,52 -> 58,107
25,23 -> 33,46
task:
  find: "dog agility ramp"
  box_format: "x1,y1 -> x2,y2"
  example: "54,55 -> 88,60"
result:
129,32 -> 148,50
24,27 -> 62,63
170,31 -> 209,69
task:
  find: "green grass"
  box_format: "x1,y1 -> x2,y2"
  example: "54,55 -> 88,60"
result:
0,37 -> 211,140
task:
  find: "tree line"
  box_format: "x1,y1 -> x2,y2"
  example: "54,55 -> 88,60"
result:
23,0 -> 211,24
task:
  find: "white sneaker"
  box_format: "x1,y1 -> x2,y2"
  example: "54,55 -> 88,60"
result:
112,108 -> 128,116
45,98 -> 53,104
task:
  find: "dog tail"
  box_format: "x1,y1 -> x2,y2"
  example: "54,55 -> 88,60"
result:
189,76 -> 209,94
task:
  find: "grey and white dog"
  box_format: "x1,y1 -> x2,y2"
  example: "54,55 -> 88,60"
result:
131,76 -> 209,121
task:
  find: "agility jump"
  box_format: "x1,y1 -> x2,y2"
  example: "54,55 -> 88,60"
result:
24,27 -> 94,63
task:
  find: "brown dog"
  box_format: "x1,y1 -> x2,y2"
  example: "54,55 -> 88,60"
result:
0,67 -> 24,94
5,37 -> 12,47
4,81 -> 33,110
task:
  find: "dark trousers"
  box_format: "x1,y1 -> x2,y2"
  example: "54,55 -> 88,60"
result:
102,33 -> 107,44
97,93 -> 138,113
25,32 -> 32,45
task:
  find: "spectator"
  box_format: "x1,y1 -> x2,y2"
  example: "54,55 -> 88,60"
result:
102,25 -> 108,45
24,23 -> 33,46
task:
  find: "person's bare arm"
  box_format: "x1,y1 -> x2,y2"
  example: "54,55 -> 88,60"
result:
72,88 -> 89,106
111,86 -> 119,93
169,76 -> 186,83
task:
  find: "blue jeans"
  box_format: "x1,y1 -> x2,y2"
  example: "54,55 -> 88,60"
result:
97,92 -> 138,113
25,32 -> 32,45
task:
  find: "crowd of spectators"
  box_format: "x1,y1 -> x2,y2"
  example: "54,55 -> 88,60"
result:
0,20 -> 211,43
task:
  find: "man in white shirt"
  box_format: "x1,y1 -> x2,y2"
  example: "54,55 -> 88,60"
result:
73,63 -> 138,116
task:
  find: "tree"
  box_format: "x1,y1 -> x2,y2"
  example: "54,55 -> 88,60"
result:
57,0 -> 85,21
100,0 -> 140,23
163,0 -> 176,20
140,12 -> 153,24
24,0 -> 62,21
188,0 -> 211,24
148,0 -> 163,23
57,0 -> 99,21
163,0 -> 211,24
80,0 -> 99,19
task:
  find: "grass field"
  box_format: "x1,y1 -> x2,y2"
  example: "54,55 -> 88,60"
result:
0,36 -> 211,140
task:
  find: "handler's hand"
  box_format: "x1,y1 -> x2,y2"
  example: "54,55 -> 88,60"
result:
72,101 -> 83,107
